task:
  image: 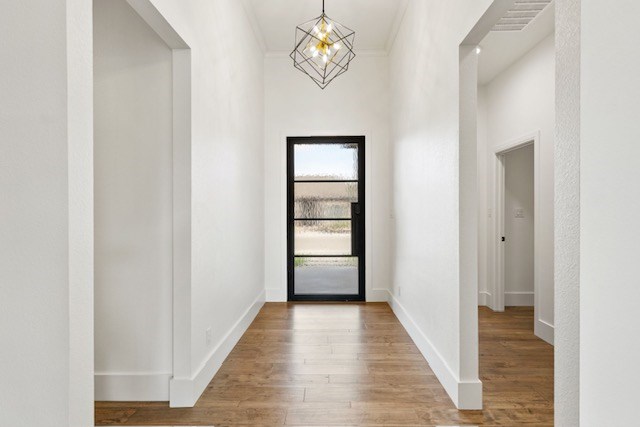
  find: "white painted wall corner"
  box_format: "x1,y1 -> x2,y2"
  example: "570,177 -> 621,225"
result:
387,291 -> 483,410
169,290 -> 265,407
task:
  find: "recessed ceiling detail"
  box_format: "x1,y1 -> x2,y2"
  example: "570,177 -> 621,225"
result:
492,0 -> 553,32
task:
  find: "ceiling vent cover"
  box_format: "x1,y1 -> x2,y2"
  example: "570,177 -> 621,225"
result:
492,0 -> 553,32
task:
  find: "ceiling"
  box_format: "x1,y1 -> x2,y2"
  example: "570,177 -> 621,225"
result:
478,0 -> 555,85
247,0 -> 406,53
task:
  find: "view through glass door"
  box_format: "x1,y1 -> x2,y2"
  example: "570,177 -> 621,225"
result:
287,136 -> 365,301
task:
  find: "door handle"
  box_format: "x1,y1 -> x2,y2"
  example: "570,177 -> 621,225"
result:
351,203 -> 359,256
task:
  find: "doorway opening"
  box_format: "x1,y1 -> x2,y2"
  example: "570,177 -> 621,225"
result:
459,0 -> 556,412
287,136 -> 366,301
93,0 -> 192,407
495,139 -> 537,319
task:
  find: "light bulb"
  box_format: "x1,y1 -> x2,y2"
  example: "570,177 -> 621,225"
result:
327,23 -> 333,33
310,46 -> 317,52
313,51 -> 319,57
323,55 -> 328,63
313,26 -> 320,34
334,43 -> 341,50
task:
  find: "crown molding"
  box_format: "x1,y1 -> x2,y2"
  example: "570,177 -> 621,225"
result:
264,49 -> 388,59
385,0 -> 409,53
240,0 -> 268,54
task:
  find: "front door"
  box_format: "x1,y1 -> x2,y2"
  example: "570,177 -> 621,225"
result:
287,136 -> 365,301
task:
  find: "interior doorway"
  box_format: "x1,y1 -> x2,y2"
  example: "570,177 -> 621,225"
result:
458,0 -> 556,414
495,140 -> 537,315
287,136 -> 366,301
471,0 -> 556,345
93,0 -> 192,407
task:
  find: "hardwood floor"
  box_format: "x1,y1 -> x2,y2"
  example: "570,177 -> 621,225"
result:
95,303 -> 553,426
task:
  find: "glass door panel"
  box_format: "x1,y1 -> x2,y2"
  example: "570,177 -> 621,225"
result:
294,182 -> 358,219
293,143 -> 359,181
294,257 -> 359,295
294,220 -> 352,256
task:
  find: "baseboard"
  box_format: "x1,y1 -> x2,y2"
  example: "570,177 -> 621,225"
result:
387,291 -> 482,410
478,291 -> 491,306
367,288 -> 391,302
535,318 -> 554,345
505,291 -> 534,307
169,289 -> 265,407
266,287 -> 287,302
95,372 -> 171,401
266,287 -> 390,303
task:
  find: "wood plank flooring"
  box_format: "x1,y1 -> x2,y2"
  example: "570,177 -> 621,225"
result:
95,304 -> 553,426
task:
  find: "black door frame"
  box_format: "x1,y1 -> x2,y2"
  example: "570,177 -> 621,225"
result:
287,136 -> 366,302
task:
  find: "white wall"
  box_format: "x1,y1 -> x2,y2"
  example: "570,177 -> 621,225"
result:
478,34 -> 555,342
504,145 -> 535,303
580,0 -> 640,424
554,0 -> 580,424
92,0 -> 265,405
94,0 -> 173,400
388,0 -> 492,409
264,54 -> 392,303
145,0 -> 266,406
0,0 -> 94,425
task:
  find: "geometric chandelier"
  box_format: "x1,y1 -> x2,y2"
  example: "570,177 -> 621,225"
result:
290,0 -> 356,89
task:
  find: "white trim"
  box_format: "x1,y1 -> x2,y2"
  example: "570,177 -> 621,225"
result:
388,292 -> 482,410
494,152 -> 506,311
95,373 -> 172,401
535,318 -> 555,345
368,289 -> 391,302
478,291 -> 491,306
266,288 -> 388,303
505,291 -> 535,306
169,290 -> 265,407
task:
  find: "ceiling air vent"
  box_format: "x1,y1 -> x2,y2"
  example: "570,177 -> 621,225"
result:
492,0 -> 553,32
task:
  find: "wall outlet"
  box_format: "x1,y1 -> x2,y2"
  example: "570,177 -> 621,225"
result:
514,208 -> 525,219
206,328 -> 212,346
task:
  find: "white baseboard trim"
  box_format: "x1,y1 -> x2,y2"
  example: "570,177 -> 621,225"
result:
535,318 -> 554,345
387,291 -> 482,410
505,291 -> 534,307
95,372 -> 171,401
169,289 -> 265,407
266,287 -> 390,303
367,288 -> 391,302
266,287 -> 287,302
478,291 -> 491,306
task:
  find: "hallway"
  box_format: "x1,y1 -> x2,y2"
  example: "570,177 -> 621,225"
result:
95,304 -> 553,426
